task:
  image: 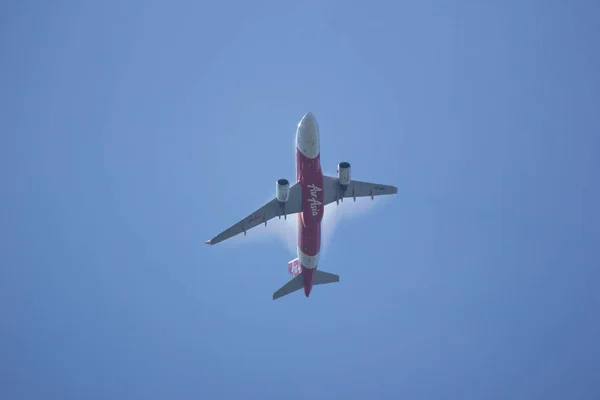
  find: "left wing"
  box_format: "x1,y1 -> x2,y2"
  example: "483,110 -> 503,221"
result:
205,182 -> 302,246
323,175 -> 397,206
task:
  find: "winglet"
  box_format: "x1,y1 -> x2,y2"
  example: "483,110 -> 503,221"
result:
205,240 -> 213,245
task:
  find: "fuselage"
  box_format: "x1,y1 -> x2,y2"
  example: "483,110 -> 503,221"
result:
295,112 -> 324,297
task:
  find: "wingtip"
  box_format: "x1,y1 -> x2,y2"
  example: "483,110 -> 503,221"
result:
205,240 -> 213,245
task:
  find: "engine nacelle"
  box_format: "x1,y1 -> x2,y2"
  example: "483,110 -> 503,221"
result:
337,162 -> 351,187
276,178 -> 290,202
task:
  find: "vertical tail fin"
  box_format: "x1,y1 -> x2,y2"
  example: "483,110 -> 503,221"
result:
288,258 -> 301,277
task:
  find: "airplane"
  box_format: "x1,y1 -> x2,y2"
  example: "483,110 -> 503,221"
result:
205,112 -> 398,300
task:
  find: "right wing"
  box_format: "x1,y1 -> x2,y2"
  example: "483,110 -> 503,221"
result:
205,182 -> 302,246
322,175 -> 398,206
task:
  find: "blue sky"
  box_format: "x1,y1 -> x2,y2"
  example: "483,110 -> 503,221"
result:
1,1 -> 599,399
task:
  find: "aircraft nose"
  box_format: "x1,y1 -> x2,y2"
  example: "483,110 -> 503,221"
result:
299,112 -> 318,133
296,112 -> 320,158
303,111 -> 316,122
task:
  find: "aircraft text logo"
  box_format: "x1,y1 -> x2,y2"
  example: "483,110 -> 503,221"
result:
307,184 -> 322,216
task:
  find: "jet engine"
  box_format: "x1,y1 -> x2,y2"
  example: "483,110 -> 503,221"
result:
276,178 -> 290,202
337,162 -> 351,187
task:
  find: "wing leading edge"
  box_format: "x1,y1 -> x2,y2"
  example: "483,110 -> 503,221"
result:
322,175 -> 397,206
205,182 -> 302,245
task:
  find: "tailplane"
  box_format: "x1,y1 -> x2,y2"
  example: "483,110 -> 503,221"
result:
274,258 -> 339,300
273,274 -> 304,300
313,270 -> 339,285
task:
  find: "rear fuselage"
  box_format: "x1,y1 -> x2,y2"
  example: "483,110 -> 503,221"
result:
295,112 -> 323,297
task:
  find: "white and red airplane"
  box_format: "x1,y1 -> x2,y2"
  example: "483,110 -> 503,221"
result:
205,112 -> 397,300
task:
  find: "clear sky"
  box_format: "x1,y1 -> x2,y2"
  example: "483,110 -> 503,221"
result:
1,1 -> 599,399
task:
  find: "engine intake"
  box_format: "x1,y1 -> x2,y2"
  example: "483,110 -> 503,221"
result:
276,178 -> 290,202
337,162 -> 351,187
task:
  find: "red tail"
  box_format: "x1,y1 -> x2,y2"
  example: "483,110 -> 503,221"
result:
288,258 -> 301,277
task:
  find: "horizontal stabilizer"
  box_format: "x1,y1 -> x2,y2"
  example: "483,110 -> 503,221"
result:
273,274 -> 304,300
313,270 -> 339,286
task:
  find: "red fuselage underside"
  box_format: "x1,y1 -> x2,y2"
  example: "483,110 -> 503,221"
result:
296,150 -> 324,297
